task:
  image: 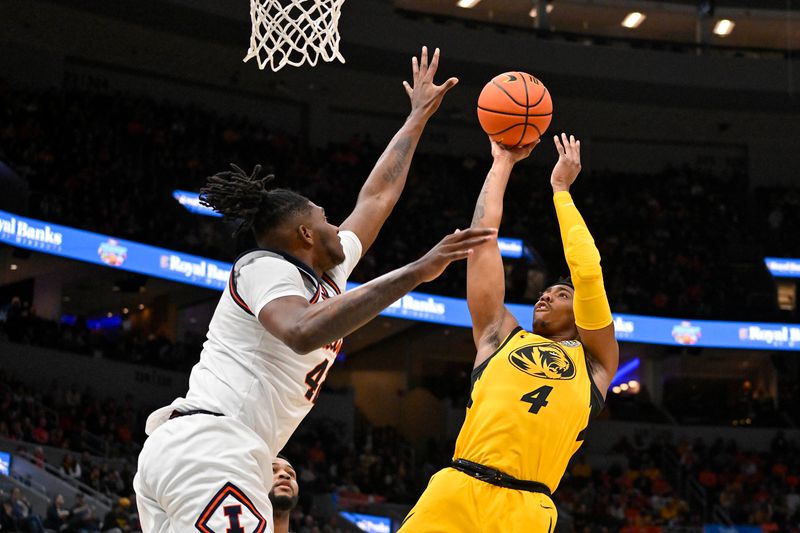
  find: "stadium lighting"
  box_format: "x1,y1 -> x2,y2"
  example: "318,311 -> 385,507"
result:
713,19 -> 735,36
612,386 -> 621,394
456,0 -> 481,8
620,383 -> 630,391
138,304 -> 145,310
611,357 -> 640,385
9,263 -> 17,270
123,308 -> 129,314
528,4 -> 555,17
621,12 -> 646,28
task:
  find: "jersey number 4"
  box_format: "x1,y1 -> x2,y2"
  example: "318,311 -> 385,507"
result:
304,360 -> 330,403
520,385 -> 553,414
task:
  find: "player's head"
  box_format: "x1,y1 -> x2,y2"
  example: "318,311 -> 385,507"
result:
201,164 -> 345,269
269,454 -> 299,513
532,277 -> 578,339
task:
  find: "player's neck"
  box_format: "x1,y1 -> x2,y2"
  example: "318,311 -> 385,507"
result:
258,239 -> 322,277
534,326 -> 578,342
273,510 -> 291,533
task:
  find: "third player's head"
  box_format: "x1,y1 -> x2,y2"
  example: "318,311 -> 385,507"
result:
532,278 -> 579,340
269,455 -> 299,512
201,164 -> 345,271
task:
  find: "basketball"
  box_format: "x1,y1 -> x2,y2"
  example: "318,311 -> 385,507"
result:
477,72 -> 553,147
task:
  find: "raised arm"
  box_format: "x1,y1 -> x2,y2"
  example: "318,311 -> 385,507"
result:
340,46 -> 458,255
259,227 -> 495,354
550,133 -> 619,397
468,142 -> 536,367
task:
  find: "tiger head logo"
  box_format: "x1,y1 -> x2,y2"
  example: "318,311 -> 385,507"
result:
509,344 -> 576,380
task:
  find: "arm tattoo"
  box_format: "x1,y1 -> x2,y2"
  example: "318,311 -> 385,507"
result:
471,171 -> 493,226
383,136 -> 413,183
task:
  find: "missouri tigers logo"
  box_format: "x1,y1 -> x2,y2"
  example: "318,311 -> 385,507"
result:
508,343 -> 576,380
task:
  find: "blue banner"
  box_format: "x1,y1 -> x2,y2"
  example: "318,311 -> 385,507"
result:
172,190 -> 222,218
2,209 -> 799,351
0,451 -> 10,476
339,512 -> 391,533
704,525 -> 761,533
765,256 -> 800,278
497,237 -> 523,259
0,209 -> 231,291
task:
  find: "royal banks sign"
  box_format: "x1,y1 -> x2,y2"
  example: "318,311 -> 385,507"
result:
2,210 -> 798,351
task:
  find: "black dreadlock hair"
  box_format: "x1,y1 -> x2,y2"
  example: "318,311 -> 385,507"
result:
199,164 -> 312,238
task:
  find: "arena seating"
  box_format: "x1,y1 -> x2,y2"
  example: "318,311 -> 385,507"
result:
1,84 -> 793,323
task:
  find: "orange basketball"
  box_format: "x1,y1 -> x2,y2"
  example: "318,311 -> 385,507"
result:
477,72 -> 553,147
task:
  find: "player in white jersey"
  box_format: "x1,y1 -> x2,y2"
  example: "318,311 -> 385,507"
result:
133,47 -> 495,533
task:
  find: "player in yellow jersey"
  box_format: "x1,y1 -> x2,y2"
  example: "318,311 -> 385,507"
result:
399,134 -> 619,533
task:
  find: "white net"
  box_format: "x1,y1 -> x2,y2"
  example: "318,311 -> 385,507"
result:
244,0 -> 346,72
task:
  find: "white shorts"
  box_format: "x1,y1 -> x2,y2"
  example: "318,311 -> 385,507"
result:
134,413 -> 275,533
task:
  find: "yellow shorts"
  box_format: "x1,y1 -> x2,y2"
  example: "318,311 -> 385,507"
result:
398,467 -> 558,533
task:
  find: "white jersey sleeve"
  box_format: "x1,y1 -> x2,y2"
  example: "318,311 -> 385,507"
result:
237,256 -> 307,317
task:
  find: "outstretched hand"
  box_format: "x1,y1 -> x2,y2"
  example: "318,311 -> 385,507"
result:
550,133 -> 582,193
490,139 -> 539,164
412,227 -> 497,283
404,46 -> 459,121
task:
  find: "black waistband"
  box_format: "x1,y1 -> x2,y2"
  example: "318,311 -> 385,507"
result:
450,459 -> 552,496
169,409 -> 224,420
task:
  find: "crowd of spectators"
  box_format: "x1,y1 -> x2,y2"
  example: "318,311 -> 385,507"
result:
3,366 -> 800,531
0,371 -> 143,498
555,432 -> 800,532
0,295 -> 201,371
756,186 -> 800,257
2,78 -> 800,531
1,81 -> 794,324
1,487 -> 138,533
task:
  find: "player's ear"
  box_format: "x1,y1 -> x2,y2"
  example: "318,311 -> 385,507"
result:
297,223 -> 314,247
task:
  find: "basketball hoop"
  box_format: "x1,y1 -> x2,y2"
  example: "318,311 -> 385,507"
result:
244,0 -> 346,72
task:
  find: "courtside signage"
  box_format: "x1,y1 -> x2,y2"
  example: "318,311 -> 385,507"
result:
497,237 -> 524,258
172,190 -> 223,218
0,451 -> 10,476
764,257 -> 800,278
2,210 -> 799,351
339,512 -> 391,533
0,210 -> 231,291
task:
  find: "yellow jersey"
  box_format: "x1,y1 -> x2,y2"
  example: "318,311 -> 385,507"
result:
453,326 -> 604,493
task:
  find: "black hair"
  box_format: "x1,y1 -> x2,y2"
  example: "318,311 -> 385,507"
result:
200,164 -> 312,238
549,276 -> 574,290
275,453 -> 293,467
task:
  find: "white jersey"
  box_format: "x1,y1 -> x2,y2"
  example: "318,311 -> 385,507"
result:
144,230 -> 362,457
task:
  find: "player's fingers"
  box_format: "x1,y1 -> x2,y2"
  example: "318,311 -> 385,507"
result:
561,133 -> 572,159
448,228 -> 496,243
403,81 -> 413,98
412,56 -> 419,80
439,77 -> 459,94
420,46 -> 429,72
457,236 -> 495,248
575,139 -> 581,163
569,134 -> 578,159
426,47 -> 440,80
553,135 -> 565,156
444,249 -> 474,261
